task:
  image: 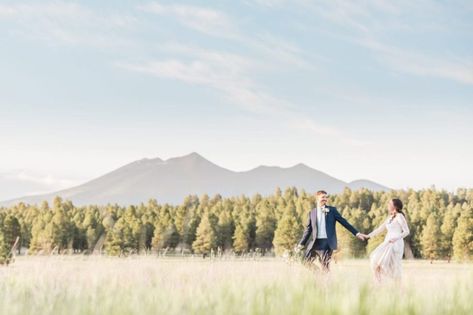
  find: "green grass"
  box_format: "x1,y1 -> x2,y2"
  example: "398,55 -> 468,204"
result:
0,256 -> 472,315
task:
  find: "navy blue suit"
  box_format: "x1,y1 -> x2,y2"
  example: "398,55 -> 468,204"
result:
298,205 -> 359,259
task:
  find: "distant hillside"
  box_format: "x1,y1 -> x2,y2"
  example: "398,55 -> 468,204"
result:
0,152 -> 390,206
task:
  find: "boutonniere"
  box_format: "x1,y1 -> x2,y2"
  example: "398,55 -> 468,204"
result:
322,207 -> 329,215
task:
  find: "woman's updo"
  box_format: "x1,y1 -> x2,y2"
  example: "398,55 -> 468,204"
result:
392,198 -> 405,216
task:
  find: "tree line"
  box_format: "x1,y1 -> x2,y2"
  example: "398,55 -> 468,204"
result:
1,187 -> 472,264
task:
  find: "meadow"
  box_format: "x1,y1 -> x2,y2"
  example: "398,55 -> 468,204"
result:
0,256 -> 472,315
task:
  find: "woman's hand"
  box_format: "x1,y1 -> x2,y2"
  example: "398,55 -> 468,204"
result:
357,233 -> 370,240
389,237 -> 398,243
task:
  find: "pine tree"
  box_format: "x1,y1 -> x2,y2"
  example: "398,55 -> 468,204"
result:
192,212 -> 217,254
174,203 -> 199,248
233,223 -> 249,254
255,201 -> 276,252
152,223 -> 179,251
29,205 -> 54,253
2,214 -> 21,251
105,205 -> 143,255
105,218 -> 125,256
452,206 -> 473,260
232,200 -> 255,254
421,213 -> 441,261
0,231 -> 10,265
47,196 -> 73,252
273,202 -> 301,255
216,209 -> 234,251
440,204 -> 460,260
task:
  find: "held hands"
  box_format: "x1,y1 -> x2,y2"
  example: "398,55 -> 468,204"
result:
356,233 -> 370,241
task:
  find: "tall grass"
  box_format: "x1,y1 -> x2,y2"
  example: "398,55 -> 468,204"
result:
0,257 -> 471,315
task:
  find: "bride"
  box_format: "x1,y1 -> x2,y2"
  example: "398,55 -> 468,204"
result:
361,199 -> 410,282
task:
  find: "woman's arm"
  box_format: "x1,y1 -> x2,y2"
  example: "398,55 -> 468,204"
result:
389,214 -> 410,242
398,214 -> 410,238
368,218 -> 387,238
396,214 -> 410,239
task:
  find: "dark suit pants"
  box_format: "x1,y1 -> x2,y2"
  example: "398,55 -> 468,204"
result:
307,238 -> 333,271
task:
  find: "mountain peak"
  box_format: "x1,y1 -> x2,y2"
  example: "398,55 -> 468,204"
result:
348,179 -> 390,191
137,157 -> 164,163
166,152 -> 209,163
292,163 -> 310,169
185,152 -> 205,159
164,152 -> 229,172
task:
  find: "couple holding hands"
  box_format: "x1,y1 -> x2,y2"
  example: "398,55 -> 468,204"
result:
295,190 -> 410,281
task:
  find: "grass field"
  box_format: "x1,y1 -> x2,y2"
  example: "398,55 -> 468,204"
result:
0,256 -> 472,315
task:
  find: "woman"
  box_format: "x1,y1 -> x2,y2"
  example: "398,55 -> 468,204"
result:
361,199 -> 410,282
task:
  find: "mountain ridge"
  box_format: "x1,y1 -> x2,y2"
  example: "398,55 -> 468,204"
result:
0,153 -> 390,206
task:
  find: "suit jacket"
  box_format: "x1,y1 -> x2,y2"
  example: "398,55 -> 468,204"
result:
298,205 -> 358,257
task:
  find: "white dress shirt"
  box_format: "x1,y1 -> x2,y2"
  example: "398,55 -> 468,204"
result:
316,206 -> 328,239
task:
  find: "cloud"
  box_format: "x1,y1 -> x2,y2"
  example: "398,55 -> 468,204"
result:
385,53 -> 473,86
139,2 -> 311,69
247,33 -> 317,69
139,2 -> 235,38
2,170 -> 80,187
288,0 -> 473,85
0,2 -> 137,48
117,43 -> 297,116
116,49 -> 289,114
117,44 -> 367,146
356,37 -> 473,85
2,2 -> 312,69
244,0 -> 290,9
0,170 -> 83,200
290,119 -> 372,147
289,0 -> 445,34
119,0 -> 370,146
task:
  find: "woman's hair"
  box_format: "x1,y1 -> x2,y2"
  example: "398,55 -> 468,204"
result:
391,198 -> 405,217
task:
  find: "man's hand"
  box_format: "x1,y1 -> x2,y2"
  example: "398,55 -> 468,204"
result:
356,233 -> 369,241
294,244 -> 304,252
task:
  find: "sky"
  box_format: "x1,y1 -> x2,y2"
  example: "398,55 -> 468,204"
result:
0,0 -> 472,200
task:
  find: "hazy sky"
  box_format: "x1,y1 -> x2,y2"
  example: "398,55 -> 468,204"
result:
1,0 -> 472,199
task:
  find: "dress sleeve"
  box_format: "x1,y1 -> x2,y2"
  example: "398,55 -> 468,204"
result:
368,218 -> 387,238
397,214 -> 410,239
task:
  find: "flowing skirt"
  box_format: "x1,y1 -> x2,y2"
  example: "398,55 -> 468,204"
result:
369,239 -> 404,280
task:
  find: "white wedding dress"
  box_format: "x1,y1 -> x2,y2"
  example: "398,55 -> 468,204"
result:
368,214 -> 410,280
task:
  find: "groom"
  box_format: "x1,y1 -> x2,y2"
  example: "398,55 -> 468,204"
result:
296,190 -> 366,271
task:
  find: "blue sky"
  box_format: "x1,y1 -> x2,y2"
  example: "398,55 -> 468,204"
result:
0,0 -> 472,199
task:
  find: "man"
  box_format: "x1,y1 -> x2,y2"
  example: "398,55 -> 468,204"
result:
296,190 -> 366,271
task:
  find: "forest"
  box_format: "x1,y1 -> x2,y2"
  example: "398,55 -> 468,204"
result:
1,187 -> 472,263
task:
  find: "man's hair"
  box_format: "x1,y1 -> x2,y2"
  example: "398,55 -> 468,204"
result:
316,190 -> 328,196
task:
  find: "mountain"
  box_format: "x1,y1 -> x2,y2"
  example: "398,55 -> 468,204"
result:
0,152 -> 390,206
347,179 -> 389,192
